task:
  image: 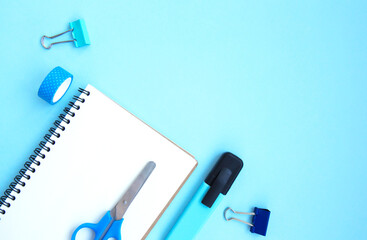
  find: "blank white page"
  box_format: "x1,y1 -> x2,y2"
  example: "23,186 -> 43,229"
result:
0,84 -> 197,239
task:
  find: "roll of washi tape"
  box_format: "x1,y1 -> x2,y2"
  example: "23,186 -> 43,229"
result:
38,66 -> 73,104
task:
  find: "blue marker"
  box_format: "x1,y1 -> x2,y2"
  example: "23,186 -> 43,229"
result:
166,152 -> 243,240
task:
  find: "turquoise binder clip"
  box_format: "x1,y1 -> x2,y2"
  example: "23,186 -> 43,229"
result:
69,19 -> 90,48
41,19 -> 90,49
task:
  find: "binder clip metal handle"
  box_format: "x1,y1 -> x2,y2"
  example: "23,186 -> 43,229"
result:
224,207 -> 271,236
41,29 -> 75,49
224,207 -> 255,227
41,19 -> 90,49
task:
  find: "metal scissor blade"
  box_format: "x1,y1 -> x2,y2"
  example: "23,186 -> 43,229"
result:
111,161 -> 156,220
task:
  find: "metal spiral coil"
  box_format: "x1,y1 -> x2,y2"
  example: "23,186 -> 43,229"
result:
63,107 -> 75,117
59,114 -> 70,124
68,101 -> 80,110
0,88 -> 90,218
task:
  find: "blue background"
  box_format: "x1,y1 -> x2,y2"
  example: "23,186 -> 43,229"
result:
0,1 -> 366,239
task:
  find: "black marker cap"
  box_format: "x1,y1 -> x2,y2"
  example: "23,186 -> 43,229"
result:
201,152 -> 243,208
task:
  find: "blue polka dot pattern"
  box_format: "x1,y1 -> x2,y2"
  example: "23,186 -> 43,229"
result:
38,66 -> 73,104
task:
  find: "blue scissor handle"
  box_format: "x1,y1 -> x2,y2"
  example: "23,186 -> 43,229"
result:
71,211 -> 123,240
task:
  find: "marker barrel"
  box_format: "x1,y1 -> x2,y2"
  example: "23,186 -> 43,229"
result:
166,183 -> 224,240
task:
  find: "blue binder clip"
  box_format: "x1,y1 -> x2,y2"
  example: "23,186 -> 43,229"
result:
41,19 -> 90,49
224,207 -> 271,236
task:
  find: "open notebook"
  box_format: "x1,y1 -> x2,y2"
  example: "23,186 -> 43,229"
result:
0,84 -> 197,239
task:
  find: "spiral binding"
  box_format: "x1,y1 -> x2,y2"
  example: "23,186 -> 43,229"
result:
0,88 -> 90,219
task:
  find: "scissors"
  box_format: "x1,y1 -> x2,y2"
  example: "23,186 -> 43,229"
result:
71,161 -> 156,240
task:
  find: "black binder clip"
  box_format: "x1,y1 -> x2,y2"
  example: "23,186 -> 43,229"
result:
224,207 -> 271,236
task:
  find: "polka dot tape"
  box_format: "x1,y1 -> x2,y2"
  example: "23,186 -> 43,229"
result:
38,66 -> 73,104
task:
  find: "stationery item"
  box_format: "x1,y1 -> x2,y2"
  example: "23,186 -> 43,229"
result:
41,19 -> 90,49
0,84 -> 197,239
38,66 -> 73,104
166,152 -> 243,240
224,207 -> 271,236
72,161 -> 156,240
